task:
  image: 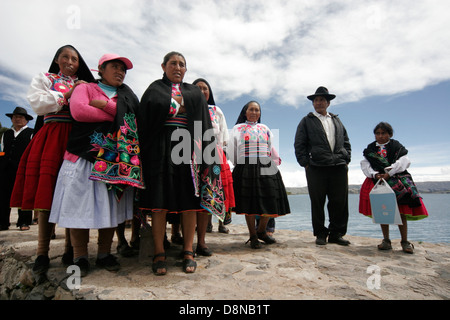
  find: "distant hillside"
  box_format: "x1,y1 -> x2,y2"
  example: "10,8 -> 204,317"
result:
286,181 -> 450,195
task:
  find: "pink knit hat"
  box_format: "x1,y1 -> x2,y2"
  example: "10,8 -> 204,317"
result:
98,53 -> 133,70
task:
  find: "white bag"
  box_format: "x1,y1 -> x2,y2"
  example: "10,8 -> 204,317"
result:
369,179 -> 402,225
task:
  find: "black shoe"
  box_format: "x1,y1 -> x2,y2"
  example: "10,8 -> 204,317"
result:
246,235 -> 262,249
96,254 -> 120,272
257,232 -> 276,244
75,258 -> 90,277
315,236 -> 327,245
117,242 -> 136,257
61,247 -> 74,266
170,232 -> 183,245
196,246 -> 213,256
33,255 -> 50,275
328,236 -> 350,246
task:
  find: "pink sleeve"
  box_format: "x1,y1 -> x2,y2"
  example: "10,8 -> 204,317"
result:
70,84 -> 116,123
270,146 -> 282,166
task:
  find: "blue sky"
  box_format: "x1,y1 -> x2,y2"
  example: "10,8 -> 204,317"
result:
1,0 -> 449,187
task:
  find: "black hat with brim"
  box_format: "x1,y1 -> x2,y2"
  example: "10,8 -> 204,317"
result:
6,106 -> 34,121
307,86 -> 336,101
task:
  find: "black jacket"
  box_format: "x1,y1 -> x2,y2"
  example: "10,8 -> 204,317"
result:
294,112 -> 351,167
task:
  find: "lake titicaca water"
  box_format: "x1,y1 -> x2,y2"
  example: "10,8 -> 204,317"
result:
230,193 -> 449,244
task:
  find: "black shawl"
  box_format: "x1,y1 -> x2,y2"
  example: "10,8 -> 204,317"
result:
138,75 -> 225,220
363,139 -> 421,207
66,82 -> 144,197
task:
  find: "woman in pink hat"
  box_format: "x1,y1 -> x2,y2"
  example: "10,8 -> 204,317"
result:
49,54 -> 144,276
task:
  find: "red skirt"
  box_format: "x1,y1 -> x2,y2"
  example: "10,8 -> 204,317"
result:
10,122 -> 72,211
219,149 -> 235,211
359,177 -> 428,221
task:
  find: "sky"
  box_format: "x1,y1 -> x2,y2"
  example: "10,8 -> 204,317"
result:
1,0 -> 449,187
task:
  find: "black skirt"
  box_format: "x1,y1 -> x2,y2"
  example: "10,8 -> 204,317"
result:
232,157 -> 290,216
139,126 -> 202,214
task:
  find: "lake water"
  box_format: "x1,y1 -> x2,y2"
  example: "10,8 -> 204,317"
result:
228,193 -> 450,244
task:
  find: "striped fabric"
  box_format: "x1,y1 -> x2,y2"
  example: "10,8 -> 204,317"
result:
165,113 -> 188,128
43,109 -> 72,123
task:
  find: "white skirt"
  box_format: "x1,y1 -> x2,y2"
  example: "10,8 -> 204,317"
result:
49,158 -> 134,229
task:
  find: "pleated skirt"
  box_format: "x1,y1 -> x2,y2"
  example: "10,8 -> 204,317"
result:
359,177 -> 429,221
10,122 -> 71,211
49,158 -> 134,229
139,126 -> 204,214
232,157 -> 290,217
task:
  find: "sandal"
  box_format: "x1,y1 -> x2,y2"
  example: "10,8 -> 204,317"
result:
377,238 -> 392,250
218,225 -> 229,234
401,241 -> 414,254
182,251 -> 197,273
246,235 -> 262,249
152,252 -> 167,276
257,231 -> 276,244
20,224 -> 30,231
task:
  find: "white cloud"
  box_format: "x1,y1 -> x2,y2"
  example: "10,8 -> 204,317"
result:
2,0 -> 450,106
1,0 -> 449,183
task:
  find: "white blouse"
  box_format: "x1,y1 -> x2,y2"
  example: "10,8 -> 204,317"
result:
27,72 -> 76,116
208,105 -> 229,149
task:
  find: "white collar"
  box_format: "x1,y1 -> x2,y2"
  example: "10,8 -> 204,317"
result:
376,140 -> 390,147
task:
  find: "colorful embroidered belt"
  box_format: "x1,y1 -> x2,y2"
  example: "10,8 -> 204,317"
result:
165,113 -> 188,128
44,110 -> 72,123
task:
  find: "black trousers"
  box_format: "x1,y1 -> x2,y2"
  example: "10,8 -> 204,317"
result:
0,166 -> 32,228
306,164 -> 349,237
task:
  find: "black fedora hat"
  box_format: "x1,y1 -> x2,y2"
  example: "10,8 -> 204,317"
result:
5,107 -> 34,121
307,86 -> 336,101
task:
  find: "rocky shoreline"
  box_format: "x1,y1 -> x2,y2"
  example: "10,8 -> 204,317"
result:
1,210 -> 449,302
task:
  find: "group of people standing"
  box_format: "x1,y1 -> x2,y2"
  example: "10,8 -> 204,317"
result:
0,44 -> 428,279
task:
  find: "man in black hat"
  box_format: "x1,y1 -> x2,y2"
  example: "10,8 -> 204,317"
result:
0,107 -> 34,230
294,87 -> 351,245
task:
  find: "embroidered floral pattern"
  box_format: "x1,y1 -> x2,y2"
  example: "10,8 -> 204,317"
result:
89,112 -> 144,192
45,72 -> 77,107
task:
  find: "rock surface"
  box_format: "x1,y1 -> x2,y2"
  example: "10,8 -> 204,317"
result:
1,210 -> 449,301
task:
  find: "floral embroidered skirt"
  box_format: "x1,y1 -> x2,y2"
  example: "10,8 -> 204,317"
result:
10,122 -> 72,211
359,177 -> 429,221
232,157 -> 290,217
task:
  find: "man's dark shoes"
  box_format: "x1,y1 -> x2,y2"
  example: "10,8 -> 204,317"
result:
315,236 -> 327,245
328,236 -> 350,246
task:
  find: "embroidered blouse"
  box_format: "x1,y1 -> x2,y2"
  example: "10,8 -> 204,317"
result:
27,72 -> 77,116
165,83 -> 188,128
229,121 -> 275,165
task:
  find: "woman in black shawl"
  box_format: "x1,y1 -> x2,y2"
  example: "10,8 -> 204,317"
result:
138,52 -> 225,275
229,101 -> 290,249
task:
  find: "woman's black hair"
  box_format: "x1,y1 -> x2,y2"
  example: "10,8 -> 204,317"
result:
162,51 -> 186,68
373,122 -> 394,136
192,78 -> 215,105
235,101 -> 261,125
48,44 -> 94,82
97,59 -> 127,79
